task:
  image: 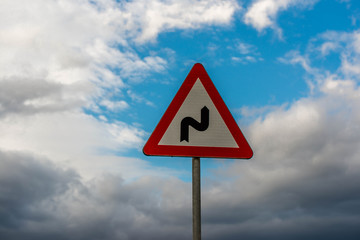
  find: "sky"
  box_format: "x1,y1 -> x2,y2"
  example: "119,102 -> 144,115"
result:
1,0 -> 360,239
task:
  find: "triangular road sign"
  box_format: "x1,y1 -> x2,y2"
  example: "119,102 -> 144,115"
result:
143,63 -> 253,159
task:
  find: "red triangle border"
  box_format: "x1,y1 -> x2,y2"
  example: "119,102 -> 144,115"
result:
143,63 -> 253,159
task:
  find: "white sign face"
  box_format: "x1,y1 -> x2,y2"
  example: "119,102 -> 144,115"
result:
158,78 -> 238,148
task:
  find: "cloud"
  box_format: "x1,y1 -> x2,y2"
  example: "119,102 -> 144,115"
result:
279,30 -> 360,87
199,28 -> 360,239
200,80 -> 360,238
0,151 -> 77,230
0,77 -> 75,118
0,0 -> 240,179
123,0 -> 240,43
0,0 -> 180,119
0,150 -> 191,240
230,40 -> 263,64
100,99 -> 129,111
0,110 -> 155,179
235,41 -> 258,55
2,72 -> 360,239
2,1 -> 360,239
0,0 -> 240,122
232,55 -> 262,64
0,0 -> 240,116
244,0 -> 318,35
278,50 -> 318,75
127,89 -> 155,107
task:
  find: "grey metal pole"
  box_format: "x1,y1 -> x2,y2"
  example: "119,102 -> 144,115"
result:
192,157 -> 201,240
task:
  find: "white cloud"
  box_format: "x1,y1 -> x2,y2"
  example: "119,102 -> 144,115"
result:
0,0 -> 192,119
124,0 -> 240,43
319,41 -> 340,56
278,50 -> 318,75
236,41 -> 257,55
340,32 -> 360,77
0,111 -> 146,176
231,40 -> 263,64
244,0 -> 317,34
127,90 -> 155,107
232,55 -> 262,64
0,0 -> 241,180
100,99 -> 129,111
320,74 -> 358,96
281,30 -> 360,82
0,0 -> 239,117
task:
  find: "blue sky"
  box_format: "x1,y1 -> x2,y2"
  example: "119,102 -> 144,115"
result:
1,0 -> 360,239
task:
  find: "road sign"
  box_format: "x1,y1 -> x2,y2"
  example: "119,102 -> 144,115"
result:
143,63 -> 253,159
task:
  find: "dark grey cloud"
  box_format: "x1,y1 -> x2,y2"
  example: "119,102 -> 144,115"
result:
0,150 -> 192,240
1,138 -> 360,240
0,151 -> 77,237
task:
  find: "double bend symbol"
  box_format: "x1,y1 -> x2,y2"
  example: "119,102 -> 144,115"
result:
180,106 -> 209,142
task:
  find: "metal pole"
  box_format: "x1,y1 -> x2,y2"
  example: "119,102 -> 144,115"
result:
192,157 -> 201,240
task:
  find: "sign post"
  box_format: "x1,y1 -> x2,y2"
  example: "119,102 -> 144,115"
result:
192,157 -> 201,240
143,63 -> 253,240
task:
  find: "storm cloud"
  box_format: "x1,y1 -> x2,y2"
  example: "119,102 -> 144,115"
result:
0,150 -> 192,240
